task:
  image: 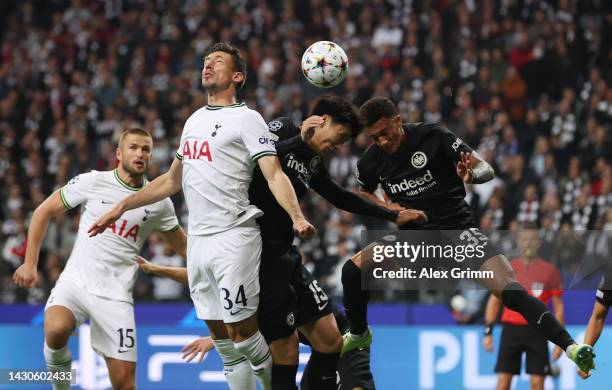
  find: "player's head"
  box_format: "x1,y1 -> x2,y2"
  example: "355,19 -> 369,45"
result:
306,94 -> 361,154
202,42 -> 246,94
516,225 -> 541,259
116,128 -> 153,176
359,96 -> 404,154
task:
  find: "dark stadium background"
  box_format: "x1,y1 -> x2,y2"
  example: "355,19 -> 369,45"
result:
0,1 -> 611,389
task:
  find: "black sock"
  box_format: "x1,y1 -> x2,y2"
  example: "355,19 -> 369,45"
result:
342,259 -> 370,335
300,350 -> 340,390
501,282 -> 574,350
272,364 -> 298,390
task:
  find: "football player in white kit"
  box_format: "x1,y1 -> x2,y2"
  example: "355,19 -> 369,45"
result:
89,42 -> 315,390
13,128 -> 185,390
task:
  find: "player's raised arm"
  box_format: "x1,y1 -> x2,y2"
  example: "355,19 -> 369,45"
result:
88,158 -> 183,236
456,151 -> 495,184
584,301 -> 609,349
257,155 -> 315,240
311,174 -> 427,226
13,190 -> 68,288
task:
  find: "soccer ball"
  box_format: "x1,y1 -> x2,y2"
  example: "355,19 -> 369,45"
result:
301,41 -> 349,88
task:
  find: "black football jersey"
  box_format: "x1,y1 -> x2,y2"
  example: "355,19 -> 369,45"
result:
356,122 -> 475,229
248,117 -> 333,253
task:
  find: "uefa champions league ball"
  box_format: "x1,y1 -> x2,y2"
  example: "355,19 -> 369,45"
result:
301,41 -> 349,88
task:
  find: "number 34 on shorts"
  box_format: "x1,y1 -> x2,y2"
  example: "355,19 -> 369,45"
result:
220,285 -> 249,316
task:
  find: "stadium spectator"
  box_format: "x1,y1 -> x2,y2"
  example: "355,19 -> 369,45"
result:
0,0 -> 609,308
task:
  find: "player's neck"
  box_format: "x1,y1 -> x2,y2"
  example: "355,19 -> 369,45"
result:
115,167 -> 145,188
207,90 -> 237,106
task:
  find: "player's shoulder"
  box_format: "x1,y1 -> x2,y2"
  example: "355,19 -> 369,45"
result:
66,170 -> 105,185
185,106 -> 209,121
267,117 -> 299,139
409,122 -> 451,139
239,104 -> 264,119
356,144 -> 385,184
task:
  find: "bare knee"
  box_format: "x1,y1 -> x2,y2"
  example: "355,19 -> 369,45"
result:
312,330 -> 342,354
44,308 -> 75,349
205,320 -> 230,340
226,315 -> 258,342
269,334 -> 299,364
496,373 -> 512,390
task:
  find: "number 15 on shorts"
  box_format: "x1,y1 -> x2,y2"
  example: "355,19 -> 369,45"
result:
221,285 -> 248,316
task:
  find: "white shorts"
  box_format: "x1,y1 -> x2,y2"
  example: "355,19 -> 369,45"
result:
45,277 -> 137,362
187,223 -> 262,323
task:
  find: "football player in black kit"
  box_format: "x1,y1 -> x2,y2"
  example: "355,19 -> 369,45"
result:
339,96 -> 596,379
577,262 -> 612,379
252,95 -> 425,390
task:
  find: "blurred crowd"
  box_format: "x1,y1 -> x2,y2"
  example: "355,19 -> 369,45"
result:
0,0 -> 611,307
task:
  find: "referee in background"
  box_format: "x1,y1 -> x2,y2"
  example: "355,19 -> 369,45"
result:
483,227 -> 565,390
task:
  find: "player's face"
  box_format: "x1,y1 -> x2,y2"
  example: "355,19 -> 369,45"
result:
312,118 -> 352,154
366,115 -> 404,154
117,134 -> 153,175
202,51 -> 243,93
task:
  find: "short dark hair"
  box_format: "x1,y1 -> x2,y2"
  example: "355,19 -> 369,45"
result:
118,127 -> 152,147
359,96 -> 399,127
204,42 -> 247,90
309,94 -> 362,138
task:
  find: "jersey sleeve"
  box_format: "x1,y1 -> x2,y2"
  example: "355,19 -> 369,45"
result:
432,124 -> 474,162
157,198 -> 180,232
59,171 -> 98,209
241,110 -> 277,162
356,154 -> 379,193
311,171 -> 398,222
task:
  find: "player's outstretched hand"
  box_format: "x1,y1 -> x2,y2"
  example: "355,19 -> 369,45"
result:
181,337 -> 215,363
13,263 -> 38,288
483,334 -> 494,352
396,209 -> 428,226
301,115 -> 325,141
88,204 -> 124,237
456,152 -> 473,183
135,255 -> 157,274
294,218 -> 316,240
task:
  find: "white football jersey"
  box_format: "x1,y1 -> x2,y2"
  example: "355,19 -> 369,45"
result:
58,170 -> 179,302
176,103 -> 276,235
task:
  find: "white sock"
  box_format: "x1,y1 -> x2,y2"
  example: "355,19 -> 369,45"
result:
234,331 -> 273,390
44,342 -> 72,390
212,338 -> 256,390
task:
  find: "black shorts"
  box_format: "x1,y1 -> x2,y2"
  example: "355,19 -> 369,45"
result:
258,245 -> 333,343
337,347 -> 375,390
495,323 -> 550,376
